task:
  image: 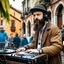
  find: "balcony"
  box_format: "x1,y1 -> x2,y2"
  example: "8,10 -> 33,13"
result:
10,27 -> 16,32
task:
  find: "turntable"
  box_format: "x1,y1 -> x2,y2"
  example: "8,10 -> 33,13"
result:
6,52 -> 48,64
0,49 -> 16,54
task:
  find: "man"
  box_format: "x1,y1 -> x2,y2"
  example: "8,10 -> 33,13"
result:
0,26 -> 8,49
16,3 -> 62,64
13,33 -> 21,48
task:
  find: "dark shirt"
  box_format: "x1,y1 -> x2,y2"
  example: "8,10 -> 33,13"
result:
13,36 -> 20,48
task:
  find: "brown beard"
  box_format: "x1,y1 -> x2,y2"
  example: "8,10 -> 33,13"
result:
33,18 -> 45,31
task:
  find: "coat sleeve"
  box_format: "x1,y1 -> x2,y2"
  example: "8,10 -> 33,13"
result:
42,26 -> 62,56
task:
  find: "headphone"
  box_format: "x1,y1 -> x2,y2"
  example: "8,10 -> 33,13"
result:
41,4 -> 51,21
43,11 -> 51,21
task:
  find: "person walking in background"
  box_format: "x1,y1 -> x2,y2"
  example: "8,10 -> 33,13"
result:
27,35 -> 33,44
20,34 -> 28,47
27,32 -> 35,44
8,33 -> 14,48
13,33 -> 21,48
0,26 -> 8,42
16,3 -> 62,64
0,26 -> 8,49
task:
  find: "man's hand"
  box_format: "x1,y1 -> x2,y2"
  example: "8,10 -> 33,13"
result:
16,47 -> 26,53
26,49 -> 39,53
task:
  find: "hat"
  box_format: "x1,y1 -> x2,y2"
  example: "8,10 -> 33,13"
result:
30,3 -> 47,14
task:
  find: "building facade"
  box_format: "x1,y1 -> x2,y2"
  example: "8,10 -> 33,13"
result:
0,6 -> 22,36
21,0 -> 64,36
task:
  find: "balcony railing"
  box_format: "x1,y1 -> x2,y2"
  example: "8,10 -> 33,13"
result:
10,27 -> 16,32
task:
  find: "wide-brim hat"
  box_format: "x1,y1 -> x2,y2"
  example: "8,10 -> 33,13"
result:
30,3 -> 47,14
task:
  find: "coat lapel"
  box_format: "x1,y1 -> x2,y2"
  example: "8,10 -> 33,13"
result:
42,22 -> 51,45
42,30 -> 48,45
34,31 -> 39,48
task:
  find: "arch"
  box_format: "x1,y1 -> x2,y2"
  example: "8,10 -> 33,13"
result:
47,8 -> 52,21
57,4 -> 63,29
26,18 -> 33,36
26,18 -> 32,25
54,1 -> 64,14
54,2 -> 64,29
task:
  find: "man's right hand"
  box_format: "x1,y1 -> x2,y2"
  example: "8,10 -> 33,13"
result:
16,47 -> 26,53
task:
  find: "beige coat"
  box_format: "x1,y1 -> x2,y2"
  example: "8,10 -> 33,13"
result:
24,22 -> 62,64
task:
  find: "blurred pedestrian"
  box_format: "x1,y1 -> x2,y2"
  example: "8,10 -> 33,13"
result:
20,34 -> 28,47
27,36 -> 33,44
8,33 -> 14,48
13,33 -> 21,48
0,26 -> 8,49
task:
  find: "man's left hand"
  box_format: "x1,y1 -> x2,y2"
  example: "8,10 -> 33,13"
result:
26,49 -> 39,53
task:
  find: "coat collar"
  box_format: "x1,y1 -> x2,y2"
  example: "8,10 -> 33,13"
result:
42,21 -> 51,45
45,21 -> 51,31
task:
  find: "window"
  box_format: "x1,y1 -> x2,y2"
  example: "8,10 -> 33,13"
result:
11,20 -> 15,27
10,20 -> 16,32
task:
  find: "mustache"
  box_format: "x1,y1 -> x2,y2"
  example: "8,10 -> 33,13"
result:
34,18 -> 40,23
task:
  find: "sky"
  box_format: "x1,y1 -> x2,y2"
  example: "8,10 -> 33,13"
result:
9,0 -> 23,11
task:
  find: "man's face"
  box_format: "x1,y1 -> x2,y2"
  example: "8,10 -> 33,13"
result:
33,11 -> 45,31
